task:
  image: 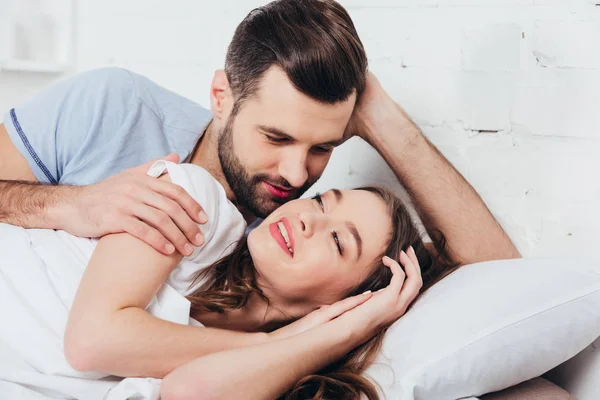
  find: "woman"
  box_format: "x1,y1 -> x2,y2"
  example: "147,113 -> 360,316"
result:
0,161 -> 452,400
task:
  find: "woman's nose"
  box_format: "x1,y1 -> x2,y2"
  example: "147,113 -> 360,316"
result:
298,211 -> 328,238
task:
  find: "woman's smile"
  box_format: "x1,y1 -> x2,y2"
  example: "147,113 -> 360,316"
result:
269,217 -> 295,257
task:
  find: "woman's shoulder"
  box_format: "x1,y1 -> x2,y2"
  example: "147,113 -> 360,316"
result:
177,163 -> 245,225
147,160 -> 242,224
148,160 -> 219,202
177,163 -> 246,244
149,162 -> 247,294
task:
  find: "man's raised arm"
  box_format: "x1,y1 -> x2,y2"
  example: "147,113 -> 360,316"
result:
348,73 -> 520,266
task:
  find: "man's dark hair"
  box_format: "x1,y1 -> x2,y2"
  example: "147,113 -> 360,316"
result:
225,0 -> 368,110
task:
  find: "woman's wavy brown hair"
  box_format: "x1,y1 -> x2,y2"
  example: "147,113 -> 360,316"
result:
186,186 -> 458,400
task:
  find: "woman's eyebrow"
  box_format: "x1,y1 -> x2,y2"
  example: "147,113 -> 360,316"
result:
331,188 -> 343,203
347,221 -> 363,260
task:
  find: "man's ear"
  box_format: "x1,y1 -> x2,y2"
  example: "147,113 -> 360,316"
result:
210,69 -> 233,120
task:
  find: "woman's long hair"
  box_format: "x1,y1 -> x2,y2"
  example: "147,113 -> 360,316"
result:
186,186 -> 458,400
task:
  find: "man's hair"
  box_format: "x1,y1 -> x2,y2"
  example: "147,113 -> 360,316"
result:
225,0 -> 368,109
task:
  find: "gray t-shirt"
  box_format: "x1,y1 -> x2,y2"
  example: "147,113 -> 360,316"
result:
3,67 -> 212,185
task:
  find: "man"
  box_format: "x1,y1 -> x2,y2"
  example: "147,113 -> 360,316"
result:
0,0 -> 519,267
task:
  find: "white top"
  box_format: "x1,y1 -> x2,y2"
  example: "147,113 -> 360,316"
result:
0,161 -> 246,400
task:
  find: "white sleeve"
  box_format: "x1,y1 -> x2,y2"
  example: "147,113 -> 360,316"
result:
146,161 -> 247,294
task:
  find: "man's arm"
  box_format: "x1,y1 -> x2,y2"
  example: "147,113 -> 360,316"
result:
1,122 -> 206,255
0,122 -> 69,228
0,123 -> 37,181
1,67 -> 210,255
350,73 -> 520,265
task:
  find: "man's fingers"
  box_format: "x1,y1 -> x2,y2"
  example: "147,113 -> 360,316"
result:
131,204 -> 194,256
137,188 -> 204,246
132,153 -> 180,174
163,153 -> 180,163
148,177 -> 208,224
124,218 -> 175,256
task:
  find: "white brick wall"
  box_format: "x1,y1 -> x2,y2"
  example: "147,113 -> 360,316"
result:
1,0 -> 599,261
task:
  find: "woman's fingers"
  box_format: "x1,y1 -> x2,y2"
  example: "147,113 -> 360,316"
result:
400,248 -> 423,289
325,291 -> 373,319
380,249 -> 424,316
396,248 -> 423,310
320,248 -> 423,328
382,255 -> 406,292
406,245 -> 419,268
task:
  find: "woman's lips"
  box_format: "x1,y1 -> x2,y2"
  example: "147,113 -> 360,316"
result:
280,217 -> 294,252
269,222 -> 293,257
263,181 -> 294,199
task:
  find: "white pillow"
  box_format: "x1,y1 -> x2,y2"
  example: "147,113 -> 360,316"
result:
545,335 -> 600,400
365,258 -> 600,400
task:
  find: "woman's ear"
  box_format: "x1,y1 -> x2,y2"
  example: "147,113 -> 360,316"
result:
209,69 -> 233,120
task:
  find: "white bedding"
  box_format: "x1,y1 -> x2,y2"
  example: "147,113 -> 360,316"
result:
0,162 -> 246,400
0,224 -> 201,400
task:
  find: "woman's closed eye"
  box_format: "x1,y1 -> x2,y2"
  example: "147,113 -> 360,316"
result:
332,231 -> 343,255
312,193 -> 343,256
312,193 -> 325,211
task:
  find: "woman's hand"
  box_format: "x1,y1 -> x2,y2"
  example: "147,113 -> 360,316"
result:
342,246 -> 423,336
269,291 -> 374,341
269,246 -> 422,343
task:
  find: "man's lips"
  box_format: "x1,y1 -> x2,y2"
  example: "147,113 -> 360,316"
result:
263,181 -> 294,199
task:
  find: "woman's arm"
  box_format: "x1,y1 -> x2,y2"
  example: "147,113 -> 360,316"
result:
161,251 -> 423,400
161,301 -> 371,400
64,175 -> 267,378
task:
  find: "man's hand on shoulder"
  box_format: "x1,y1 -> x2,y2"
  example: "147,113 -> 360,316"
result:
60,154 -> 208,256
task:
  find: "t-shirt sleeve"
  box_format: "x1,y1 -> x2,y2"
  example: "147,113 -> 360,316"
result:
2,68 -> 138,184
146,161 -> 247,294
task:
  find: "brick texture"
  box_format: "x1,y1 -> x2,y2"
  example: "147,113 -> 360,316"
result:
1,0 -> 598,261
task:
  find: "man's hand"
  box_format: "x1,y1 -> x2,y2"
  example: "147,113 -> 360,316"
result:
344,71 -> 414,145
60,154 -> 208,256
344,71 -> 520,265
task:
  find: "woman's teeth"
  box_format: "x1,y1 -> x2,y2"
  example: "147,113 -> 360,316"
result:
277,222 -> 293,254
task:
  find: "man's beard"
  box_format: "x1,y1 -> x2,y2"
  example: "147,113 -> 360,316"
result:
217,114 -> 314,218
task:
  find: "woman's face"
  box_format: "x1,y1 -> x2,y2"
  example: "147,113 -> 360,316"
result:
247,189 -> 392,311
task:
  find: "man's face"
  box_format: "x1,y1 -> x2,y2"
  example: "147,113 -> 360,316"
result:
217,66 -> 356,218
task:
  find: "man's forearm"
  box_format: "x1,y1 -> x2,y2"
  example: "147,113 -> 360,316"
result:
0,180 -> 72,229
368,104 -> 520,264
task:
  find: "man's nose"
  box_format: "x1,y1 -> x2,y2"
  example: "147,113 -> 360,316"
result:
278,151 -> 308,189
